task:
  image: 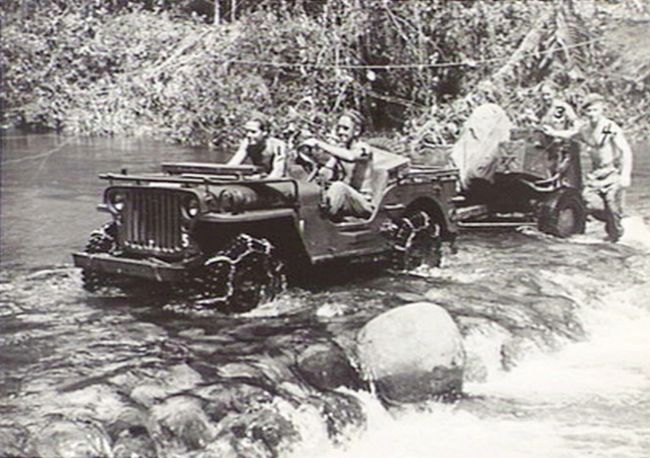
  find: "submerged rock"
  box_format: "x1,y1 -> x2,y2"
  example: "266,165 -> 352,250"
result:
150,395 -> 215,451
30,418 -> 113,458
197,382 -> 274,422
130,363 -> 204,408
501,334 -> 546,370
295,342 -> 364,391
0,425 -> 27,457
113,433 -> 157,458
108,407 -> 157,458
212,405 -> 300,458
319,391 -> 366,443
456,316 -> 512,382
356,302 -> 465,405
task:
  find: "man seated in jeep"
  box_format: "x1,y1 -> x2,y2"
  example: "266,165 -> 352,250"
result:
301,110 -> 374,221
227,114 -> 288,178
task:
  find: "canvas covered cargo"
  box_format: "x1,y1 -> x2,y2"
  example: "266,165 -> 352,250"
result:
450,103 -> 513,190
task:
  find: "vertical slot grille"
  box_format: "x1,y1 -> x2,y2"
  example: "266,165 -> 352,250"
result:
121,190 -> 185,254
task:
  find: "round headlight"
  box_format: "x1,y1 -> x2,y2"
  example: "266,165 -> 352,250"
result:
182,196 -> 201,219
108,190 -> 126,212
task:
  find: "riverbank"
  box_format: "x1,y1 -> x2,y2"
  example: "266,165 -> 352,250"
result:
2,2 -> 649,151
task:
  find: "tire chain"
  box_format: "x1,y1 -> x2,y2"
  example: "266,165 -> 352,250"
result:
81,222 -> 117,291
391,211 -> 442,271
192,234 -> 286,312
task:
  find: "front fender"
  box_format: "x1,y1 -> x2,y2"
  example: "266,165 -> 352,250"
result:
193,209 -> 312,269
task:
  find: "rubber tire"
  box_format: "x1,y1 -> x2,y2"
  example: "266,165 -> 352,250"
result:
537,188 -> 586,238
81,222 -> 117,292
391,211 -> 442,271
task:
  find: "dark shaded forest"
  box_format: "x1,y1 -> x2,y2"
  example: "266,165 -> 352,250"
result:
2,0 -> 649,153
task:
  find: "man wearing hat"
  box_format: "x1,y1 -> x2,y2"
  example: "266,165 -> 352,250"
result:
543,93 -> 633,242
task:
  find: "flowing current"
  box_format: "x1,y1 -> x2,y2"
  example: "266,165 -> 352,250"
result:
1,133 -> 649,457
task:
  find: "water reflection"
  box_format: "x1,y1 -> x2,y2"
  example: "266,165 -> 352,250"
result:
1,134 -> 217,269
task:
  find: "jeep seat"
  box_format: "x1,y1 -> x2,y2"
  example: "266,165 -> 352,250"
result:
366,146 -> 410,206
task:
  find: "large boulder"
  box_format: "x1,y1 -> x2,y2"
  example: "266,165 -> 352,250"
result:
356,302 -> 465,405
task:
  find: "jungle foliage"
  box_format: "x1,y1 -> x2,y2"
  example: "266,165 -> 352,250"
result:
2,0 -> 649,153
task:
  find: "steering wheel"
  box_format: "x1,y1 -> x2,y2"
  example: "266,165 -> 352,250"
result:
295,145 -> 322,182
296,142 -> 348,185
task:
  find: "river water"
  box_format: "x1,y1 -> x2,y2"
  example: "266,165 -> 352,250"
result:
1,133 -> 649,457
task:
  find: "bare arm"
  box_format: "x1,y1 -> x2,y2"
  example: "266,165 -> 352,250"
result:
309,139 -> 364,162
227,140 -> 248,165
614,129 -> 633,187
542,122 -> 581,140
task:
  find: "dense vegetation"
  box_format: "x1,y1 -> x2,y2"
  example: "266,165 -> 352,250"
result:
2,0 -> 649,154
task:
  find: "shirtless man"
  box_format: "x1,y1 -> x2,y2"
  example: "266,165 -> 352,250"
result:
301,110 -> 374,220
227,115 -> 288,179
538,82 -> 578,130
543,93 -> 633,242
537,82 -> 580,180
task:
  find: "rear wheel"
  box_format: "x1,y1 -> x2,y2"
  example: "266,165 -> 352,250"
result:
195,234 -> 286,313
81,222 -> 117,292
537,188 -> 586,238
391,211 -> 442,271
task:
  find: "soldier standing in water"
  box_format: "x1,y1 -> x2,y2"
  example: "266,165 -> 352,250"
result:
538,82 -> 578,130
543,93 -> 633,242
537,82 -> 580,181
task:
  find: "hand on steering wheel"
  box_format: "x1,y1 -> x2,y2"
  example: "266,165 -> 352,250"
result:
297,138 -> 347,184
295,143 -> 322,182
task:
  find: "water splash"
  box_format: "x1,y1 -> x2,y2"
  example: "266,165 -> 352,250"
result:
620,216 -> 650,250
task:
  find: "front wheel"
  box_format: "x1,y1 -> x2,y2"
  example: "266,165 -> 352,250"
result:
81,222 -> 118,292
537,188 -> 586,238
391,211 -> 442,271
195,234 -> 287,313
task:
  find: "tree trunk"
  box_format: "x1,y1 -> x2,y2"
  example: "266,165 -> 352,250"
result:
491,9 -> 552,89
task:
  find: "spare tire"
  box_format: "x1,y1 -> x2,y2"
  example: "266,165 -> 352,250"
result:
537,188 -> 586,238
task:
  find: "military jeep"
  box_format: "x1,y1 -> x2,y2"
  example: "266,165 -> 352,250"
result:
422,127 -> 587,237
72,146 -> 459,312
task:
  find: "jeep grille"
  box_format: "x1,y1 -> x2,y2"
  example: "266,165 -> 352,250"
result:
120,189 -> 185,254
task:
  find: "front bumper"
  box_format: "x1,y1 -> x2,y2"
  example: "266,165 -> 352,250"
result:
72,252 -> 190,282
